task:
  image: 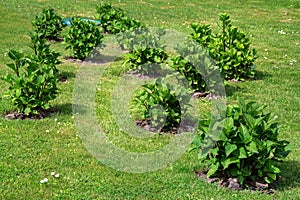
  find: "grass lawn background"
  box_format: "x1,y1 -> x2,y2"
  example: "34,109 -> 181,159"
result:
0,0 -> 299,199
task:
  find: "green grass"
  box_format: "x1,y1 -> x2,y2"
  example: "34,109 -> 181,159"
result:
1,0 -> 300,199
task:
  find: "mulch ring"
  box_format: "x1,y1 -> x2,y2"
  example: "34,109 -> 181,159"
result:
135,119 -> 177,133
65,57 -> 83,64
135,118 -> 196,134
4,108 -> 56,120
196,170 -> 277,194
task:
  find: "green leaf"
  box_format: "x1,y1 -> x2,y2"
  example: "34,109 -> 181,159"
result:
244,113 -> 256,129
221,157 -> 239,169
238,146 -> 248,159
15,89 -> 21,97
225,143 -> 237,157
24,107 -> 32,115
239,124 -> 252,143
237,175 -> 245,184
210,146 -> 219,156
245,141 -> 258,154
266,173 -> 276,181
207,163 -> 220,178
280,143 -> 293,157
223,117 -> 234,132
8,50 -> 24,60
6,63 -> 17,73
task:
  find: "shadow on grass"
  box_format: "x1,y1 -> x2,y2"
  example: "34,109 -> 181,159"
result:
51,103 -> 73,116
254,69 -> 272,80
225,83 -> 241,97
224,69 -> 271,97
275,160 -> 300,190
59,70 -> 76,82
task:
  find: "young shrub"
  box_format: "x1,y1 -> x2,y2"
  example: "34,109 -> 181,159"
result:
2,34 -> 60,117
131,78 -> 190,131
168,56 -> 207,92
167,40 -> 208,93
32,7 -> 65,40
2,50 -> 59,116
63,17 -> 104,61
167,39 -> 222,93
95,3 -> 144,34
191,13 -> 257,81
121,28 -> 168,76
191,98 -> 292,186
29,32 -> 61,71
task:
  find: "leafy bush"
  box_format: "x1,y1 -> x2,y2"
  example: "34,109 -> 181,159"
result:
191,13 -> 257,81
131,78 -> 190,131
2,47 -> 60,116
29,32 -> 61,70
63,17 -> 104,60
167,40 -> 209,92
124,48 -> 168,75
32,7 -> 64,40
167,38 -> 223,93
168,56 -> 207,92
191,98 -> 292,185
121,28 -> 168,75
95,3 -> 144,34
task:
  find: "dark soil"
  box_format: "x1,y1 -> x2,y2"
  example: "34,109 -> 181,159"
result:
4,108 -> 57,120
135,119 -> 177,133
135,118 -> 196,134
196,170 -> 277,193
65,57 -> 83,64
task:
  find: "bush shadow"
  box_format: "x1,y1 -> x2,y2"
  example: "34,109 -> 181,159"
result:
59,70 -> 76,82
224,83 -> 241,97
253,69 -> 272,80
275,160 -> 300,191
50,103 -> 73,116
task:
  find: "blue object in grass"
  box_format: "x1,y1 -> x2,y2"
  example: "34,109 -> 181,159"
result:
62,18 -> 101,26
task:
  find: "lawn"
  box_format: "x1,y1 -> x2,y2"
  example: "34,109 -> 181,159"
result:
0,0 -> 300,199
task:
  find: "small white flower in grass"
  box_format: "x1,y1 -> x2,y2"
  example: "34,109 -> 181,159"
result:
264,57 -> 268,60
55,173 -> 60,178
46,130 -> 49,133
289,59 -> 297,65
51,172 -> 56,176
274,115 -> 278,119
54,118 -> 57,122
40,178 -> 48,183
57,122 -> 61,125
278,30 -> 286,34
